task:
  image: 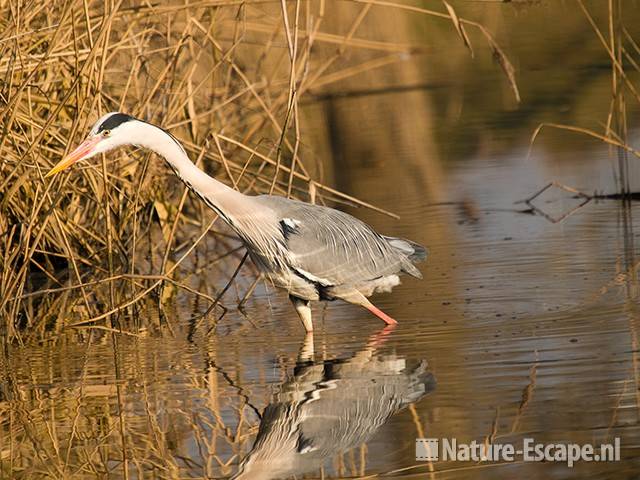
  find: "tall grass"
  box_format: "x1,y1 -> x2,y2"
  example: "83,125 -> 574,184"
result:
0,0 -> 517,340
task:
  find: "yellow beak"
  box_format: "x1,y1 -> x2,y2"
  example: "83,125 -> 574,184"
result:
45,137 -> 101,178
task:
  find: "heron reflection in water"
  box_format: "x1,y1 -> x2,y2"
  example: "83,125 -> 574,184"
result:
232,327 -> 435,480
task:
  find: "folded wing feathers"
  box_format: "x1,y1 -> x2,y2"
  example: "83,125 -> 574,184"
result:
248,196 -> 427,285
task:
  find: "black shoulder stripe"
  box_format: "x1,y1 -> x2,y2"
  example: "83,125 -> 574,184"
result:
279,219 -> 300,241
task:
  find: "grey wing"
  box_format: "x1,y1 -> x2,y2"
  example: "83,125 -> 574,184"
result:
258,196 -> 424,289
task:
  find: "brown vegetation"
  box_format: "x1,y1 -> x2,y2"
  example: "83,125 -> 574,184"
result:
0,0 -> 516,340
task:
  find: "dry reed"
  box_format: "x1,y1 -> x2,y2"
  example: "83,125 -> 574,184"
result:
0,0 -> 517,340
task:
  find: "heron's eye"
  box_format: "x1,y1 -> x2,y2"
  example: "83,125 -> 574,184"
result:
102,129 -> 111,137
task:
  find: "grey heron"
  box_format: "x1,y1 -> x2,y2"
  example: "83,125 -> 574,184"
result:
46,112 -> 427,332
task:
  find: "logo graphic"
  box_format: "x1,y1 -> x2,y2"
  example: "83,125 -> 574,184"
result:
416,438 -> 439,461
415,437 -> 620,467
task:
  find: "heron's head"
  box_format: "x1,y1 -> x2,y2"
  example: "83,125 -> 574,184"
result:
46,112 -> 140,177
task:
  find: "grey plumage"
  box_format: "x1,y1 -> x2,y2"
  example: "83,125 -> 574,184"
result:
236,195 -> 427,305
232,349 -> 435,480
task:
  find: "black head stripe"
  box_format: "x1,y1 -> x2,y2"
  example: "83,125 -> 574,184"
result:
97,113 -> 134,132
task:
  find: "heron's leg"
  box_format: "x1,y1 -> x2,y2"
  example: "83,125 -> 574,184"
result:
339,290 -> 398,325
362,301 -> 398,325
290,295 -> 314,332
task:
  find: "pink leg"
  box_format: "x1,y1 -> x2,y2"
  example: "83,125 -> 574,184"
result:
363,302 -> 398,325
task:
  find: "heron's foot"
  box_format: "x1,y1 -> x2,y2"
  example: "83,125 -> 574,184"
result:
290,295 -> 314,332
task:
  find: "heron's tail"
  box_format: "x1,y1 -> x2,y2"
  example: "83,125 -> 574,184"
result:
384,236 -> 428,262
383,236 -> 427,279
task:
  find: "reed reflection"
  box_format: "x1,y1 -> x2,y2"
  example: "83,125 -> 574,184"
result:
233,327 -> 435,480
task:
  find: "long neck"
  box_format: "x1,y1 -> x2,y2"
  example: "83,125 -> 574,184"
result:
135,122 -> 248,224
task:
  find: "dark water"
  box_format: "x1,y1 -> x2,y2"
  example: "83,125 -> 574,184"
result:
4,2 -> 640,479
